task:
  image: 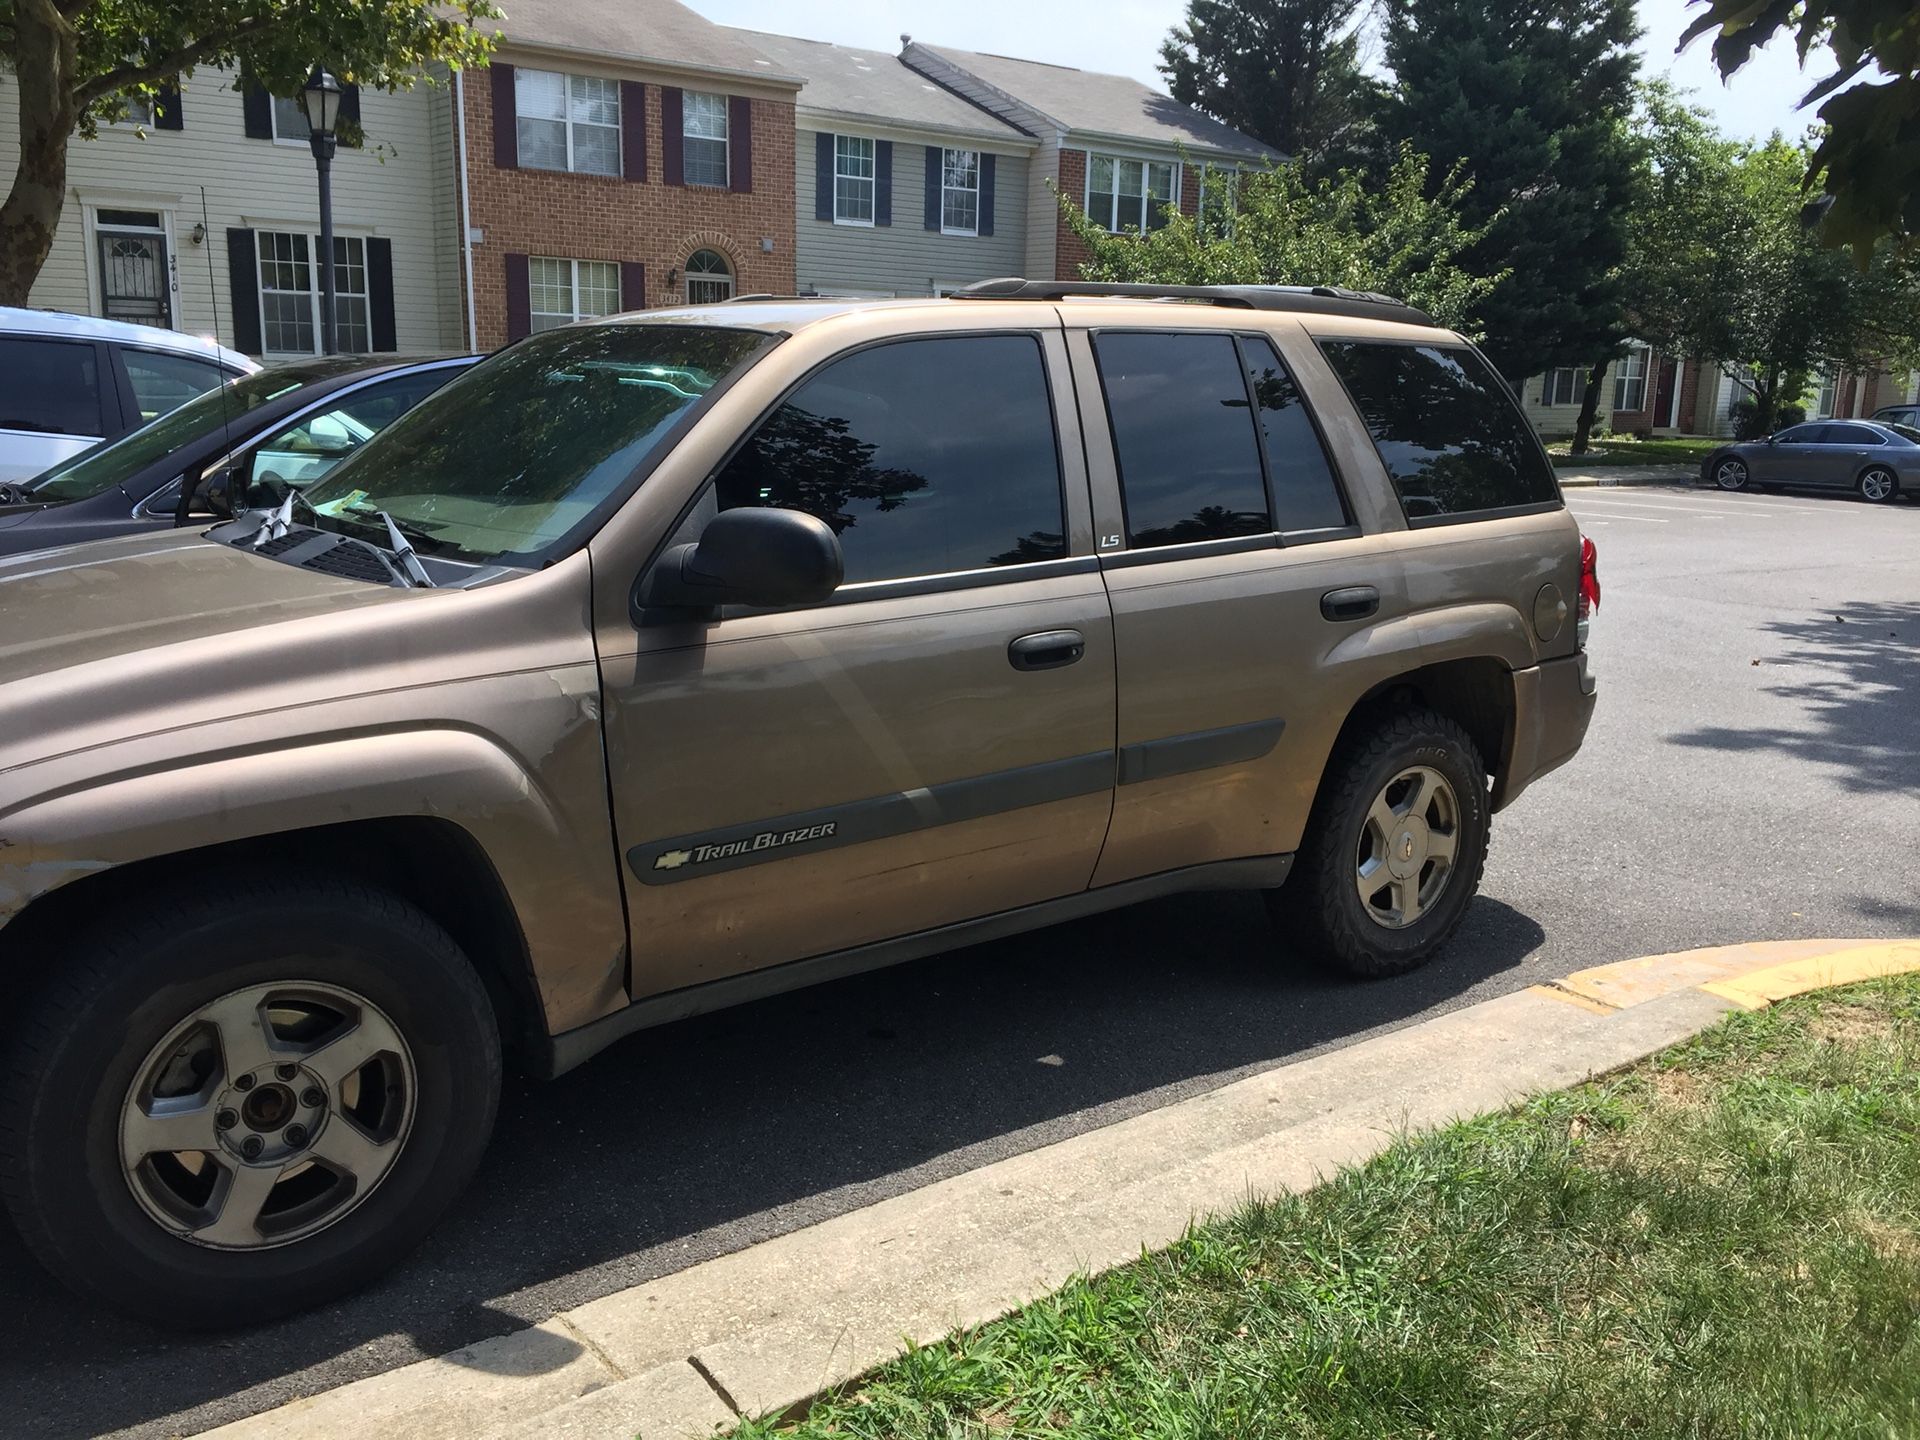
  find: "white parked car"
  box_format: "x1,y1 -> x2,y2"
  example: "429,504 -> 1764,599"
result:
0,308 -> 256,486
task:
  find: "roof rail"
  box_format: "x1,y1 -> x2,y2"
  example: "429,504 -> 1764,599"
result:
948,277 -> 1436,326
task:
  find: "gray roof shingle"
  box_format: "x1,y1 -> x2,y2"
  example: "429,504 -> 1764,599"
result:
489,0 -> 801,86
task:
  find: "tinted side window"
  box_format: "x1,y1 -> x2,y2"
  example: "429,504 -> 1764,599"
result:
1318,341 -> 1558,521
0,337 -> 104,437
1241,335 -> 1348,534
714,335 -> 1066,584
1775,424 -> 1826,443
1827,423 -> 1884,445
122,350 -> 226,423
1094,331 -> 1269,548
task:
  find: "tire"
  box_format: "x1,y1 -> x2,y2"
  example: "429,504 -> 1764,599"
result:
1712,456 -> 1750,491
1857,466 -> 1899,503
0,874 -> 500,1328
1269,706 -> 1491,978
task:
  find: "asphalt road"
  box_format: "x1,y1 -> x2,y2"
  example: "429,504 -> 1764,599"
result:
4,482 -> 1916,1439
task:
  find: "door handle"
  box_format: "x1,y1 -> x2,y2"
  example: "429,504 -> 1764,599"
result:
1008,629 -> 1086,671
1320,585 -> 1379,622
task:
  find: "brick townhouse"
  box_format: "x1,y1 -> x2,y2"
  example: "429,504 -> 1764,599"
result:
453,0 -> 799,348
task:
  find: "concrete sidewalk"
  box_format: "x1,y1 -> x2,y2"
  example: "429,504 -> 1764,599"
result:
1554,463 -> 1697,487
202,938 -> 1920,1440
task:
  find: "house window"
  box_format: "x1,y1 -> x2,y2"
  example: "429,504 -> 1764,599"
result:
834,135 -> 875,224
1197,166 -> 1239,235
1816,373 -> 1838,418
529,257 -> 621,331
1087,154 -> 1176,234
515,68 -> 620,176
257,230 -> 370,355
685,249 -> 733,305
941,148 -> 980,235
1543,368 -> 1585,406
271,95 -> 311,144
109,96 -> 155,129
1613,347 -> 1649,412
683,91 -> 730,188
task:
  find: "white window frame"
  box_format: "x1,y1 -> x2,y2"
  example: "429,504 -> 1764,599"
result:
1196,164 -> 1239,231
1084,152 -> 1178,235
1543,367 -> 1584,407
268,95 -> 315,149
255,229 -> 372,357
528,256 -> 621,331
682,91 -> 730,189
940,147 -> 980,237
833,135 -> 875,226
515,68 -> 622,177
1613,346 -> 1649,412
685,249 -> 733,305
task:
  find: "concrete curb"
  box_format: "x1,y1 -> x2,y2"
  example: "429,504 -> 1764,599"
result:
1555,464 -> 1698,487
198,938 -> 1920,1440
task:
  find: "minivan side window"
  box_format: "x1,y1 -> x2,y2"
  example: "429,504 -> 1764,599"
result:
713,334 -> 1067,585
1240,335 -> 1349,535
122,350 -> 227,423
0,337 -> 105,438
1094,331 -> 1268,548
1318,340 -> 1558,522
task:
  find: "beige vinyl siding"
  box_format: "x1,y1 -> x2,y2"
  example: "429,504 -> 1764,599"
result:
1521,367 -> 1615,439
425,63 -> 467,350
0,66 -> 454,354
795,127 -> 1027,297
1024,133 -> 1061,281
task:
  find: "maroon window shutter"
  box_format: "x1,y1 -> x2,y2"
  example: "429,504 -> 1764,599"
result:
504,253 -> 531,342
728,97 -> 752,193
620,262 -> 646,311
621,81 -> 647,182
662,87 -> 684,186
491,63 -> 517,169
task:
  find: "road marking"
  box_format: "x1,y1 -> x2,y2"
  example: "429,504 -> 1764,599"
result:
1568,510 -> 1666,522
1571,496 -> 1780,516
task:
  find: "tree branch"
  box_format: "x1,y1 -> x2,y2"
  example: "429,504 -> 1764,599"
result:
74,5 -> 303,106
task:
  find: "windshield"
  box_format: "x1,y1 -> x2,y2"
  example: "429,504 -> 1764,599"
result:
29,366 -> 320,501
299,324 -> 771,563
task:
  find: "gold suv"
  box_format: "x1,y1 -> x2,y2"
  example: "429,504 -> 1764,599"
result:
0,281 -> 1597,1325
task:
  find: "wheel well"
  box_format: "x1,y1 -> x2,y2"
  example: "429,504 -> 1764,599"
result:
0,818 -> 544,1059
1338,657 -> 1515,781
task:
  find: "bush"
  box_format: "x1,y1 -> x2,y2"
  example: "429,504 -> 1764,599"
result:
1731,397 -> 1808,438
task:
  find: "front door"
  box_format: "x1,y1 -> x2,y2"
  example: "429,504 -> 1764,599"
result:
1750,423 -> 1827,484
1653,358 -> 1678,428
598,329 -> 1117,999
96,218 -> 172,328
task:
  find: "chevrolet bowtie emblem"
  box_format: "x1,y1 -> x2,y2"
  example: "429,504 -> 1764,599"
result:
653,848 -> 693,871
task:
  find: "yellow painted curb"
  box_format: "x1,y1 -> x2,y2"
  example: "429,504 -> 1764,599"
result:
1548,938 -> 1891,1012
1699,941 -> 1920,1010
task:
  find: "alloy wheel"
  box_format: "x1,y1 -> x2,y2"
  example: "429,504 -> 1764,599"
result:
1355,765 -> 1460,930
1714,458 -> 1749,491
1859,467 -> 1897,502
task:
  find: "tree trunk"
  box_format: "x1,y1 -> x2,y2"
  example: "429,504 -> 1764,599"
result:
1570,358 -> 1609,454
0,2 -> 80,307
1751,370 -> 1779,435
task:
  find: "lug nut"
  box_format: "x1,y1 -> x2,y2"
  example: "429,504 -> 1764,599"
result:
215,1109 -> 238,1131
241,1135 -> 264,1160
275,1063 -> 299,1081
284,1123 -> 308,1147
301,1088 -> 325,1108
233,1073 -> 256,1092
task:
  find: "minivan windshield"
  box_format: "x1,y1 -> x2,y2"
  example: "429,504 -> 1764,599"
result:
28,361 -> 351,502
300,324 -> 772,564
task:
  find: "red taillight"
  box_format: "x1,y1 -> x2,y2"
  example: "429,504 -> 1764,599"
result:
1577,534 -> 1599,646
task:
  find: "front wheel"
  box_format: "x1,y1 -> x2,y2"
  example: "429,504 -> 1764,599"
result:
1712,456 -> 1750,491
0,875 -> 501,1328
1270,707 -> 1491,977
1858,466 -> 1899,503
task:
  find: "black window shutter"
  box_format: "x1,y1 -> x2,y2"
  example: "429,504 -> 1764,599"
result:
621,82 -> 647,182
504,253 -> 531,342
367,238 -> 397,352
815,133 -> 834,221
980,153 -> 996,236
226,229 -> 262,354
339,83 -> 362,148
924,146 -> 941,230
876,140 -> 893,228
728,96 -> 752,193
662,87 -> 684,186
241,77 -> 271,139
620,261 -> 646,311
154,81 -> 184,131
491,63 -> 517,169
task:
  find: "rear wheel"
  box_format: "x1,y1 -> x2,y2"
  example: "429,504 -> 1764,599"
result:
1712,456 -> 1750,491
1858,466 -> 1899,503
0,875 -> 500,1328
1270,707 -> 1490,977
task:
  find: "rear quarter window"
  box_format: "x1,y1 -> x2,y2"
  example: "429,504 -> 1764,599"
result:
1318,339 -> 1559,523
0,336 -> 105,438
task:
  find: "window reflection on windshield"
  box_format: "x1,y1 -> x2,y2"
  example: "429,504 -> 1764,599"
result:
301,325 -> 771,563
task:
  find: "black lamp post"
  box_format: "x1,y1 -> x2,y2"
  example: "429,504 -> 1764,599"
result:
301,66 -> 344,355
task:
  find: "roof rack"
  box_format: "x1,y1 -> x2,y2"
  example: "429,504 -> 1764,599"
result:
948,277 -> 1436,326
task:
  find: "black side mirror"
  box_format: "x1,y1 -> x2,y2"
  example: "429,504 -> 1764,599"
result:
641,508 -> 844,614
173,460 -> 240,526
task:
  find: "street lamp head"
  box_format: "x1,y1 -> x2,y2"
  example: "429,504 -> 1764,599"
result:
301,65 -> 343,138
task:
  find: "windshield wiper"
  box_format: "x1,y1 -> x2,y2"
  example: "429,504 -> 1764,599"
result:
254,485 -> 323,547
376,510 -> 435,588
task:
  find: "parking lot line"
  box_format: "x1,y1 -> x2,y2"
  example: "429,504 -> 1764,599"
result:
1567,511 -> 1666,523
1570,496 -> 1780,517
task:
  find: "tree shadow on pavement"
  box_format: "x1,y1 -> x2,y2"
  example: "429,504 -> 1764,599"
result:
0,891 -> 1543,1440
1667,602 -> 1920,796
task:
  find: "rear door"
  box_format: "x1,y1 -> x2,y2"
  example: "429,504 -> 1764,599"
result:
598,328 -> 1117,998
1821,422 -> 1886,487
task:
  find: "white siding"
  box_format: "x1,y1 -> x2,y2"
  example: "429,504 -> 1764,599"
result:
1521,367 -> 1616,438
795,127 -> 1028,297
425,63 -> 467,351
0,66 -> 456,355
1025,133 -> 1061,281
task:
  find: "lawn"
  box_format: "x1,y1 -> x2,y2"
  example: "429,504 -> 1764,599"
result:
737,978 -> 1920,1439
1548,435 -> 1722,467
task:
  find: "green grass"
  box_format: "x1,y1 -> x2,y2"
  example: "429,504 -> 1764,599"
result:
1548,436 -> 1721,467
737,978 -> 1920,1439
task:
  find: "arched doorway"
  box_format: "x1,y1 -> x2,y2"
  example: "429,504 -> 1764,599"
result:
685,249 -> 734,305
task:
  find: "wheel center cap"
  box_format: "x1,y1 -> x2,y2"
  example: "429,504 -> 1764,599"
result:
242,1082 -> 294,1130
1386,815 -> 1430,879
215,1065 -> 329,1164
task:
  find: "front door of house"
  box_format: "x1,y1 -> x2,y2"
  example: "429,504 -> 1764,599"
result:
96,213 -> 171,328
1653,358 -> 1678,429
